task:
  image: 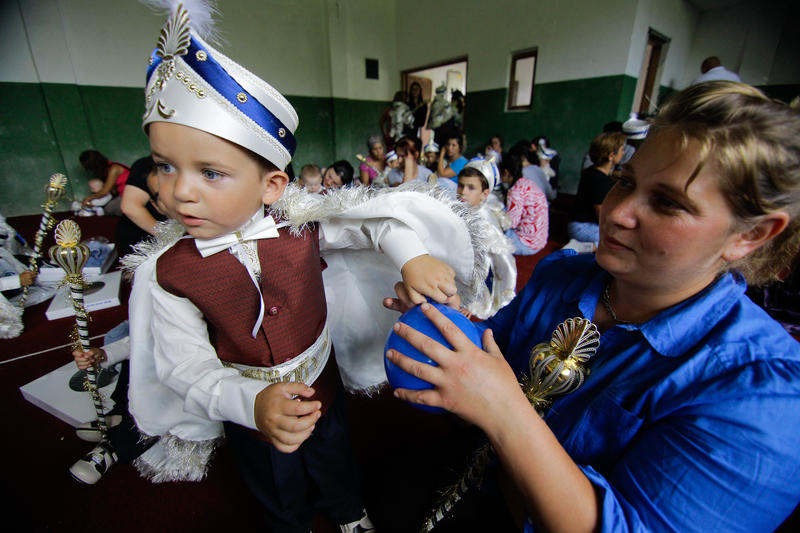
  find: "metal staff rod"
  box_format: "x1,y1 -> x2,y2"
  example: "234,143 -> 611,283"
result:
49,219 -> 108,437
19,173 -> 68,306
420,318 -> 600,532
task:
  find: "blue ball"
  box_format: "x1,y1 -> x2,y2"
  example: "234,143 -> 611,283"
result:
384,302 -> 483,413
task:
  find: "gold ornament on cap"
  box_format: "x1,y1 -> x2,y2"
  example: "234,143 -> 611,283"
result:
420,317 -> 600,533
145,2 -> 191,121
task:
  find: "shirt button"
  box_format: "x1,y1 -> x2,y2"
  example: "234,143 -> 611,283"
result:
268,306 -> 279,316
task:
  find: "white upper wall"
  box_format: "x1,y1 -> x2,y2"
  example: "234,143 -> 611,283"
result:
2,0 -> 794,99
683,0 -> 791,87
1,0 -> 339,98
626,0 -> 698,89
0,1 -> 39,83
325,0 -> 398,101
397,0 -> 641,92
0,0 -> 397,101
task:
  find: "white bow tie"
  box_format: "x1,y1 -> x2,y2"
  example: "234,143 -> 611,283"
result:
194,215 -> 281,257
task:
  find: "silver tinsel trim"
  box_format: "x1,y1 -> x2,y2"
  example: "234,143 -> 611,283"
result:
270,182 -> 492,305
133,432 -> 224,483
0,291 -> 23,339
120,219 -> 186,275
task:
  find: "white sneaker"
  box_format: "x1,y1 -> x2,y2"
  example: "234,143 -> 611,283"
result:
339,510 -> 376,533
69,442 -> 118,485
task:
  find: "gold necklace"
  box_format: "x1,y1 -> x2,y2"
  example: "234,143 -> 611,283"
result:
601,282 -> 640,325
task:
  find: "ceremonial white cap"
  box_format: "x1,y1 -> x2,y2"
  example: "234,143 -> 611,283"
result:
385,150 -> 399,163
424,141 -> 440,153
142,1 -> 298,170
464,155 -> 499,191
622,112 -> 649,140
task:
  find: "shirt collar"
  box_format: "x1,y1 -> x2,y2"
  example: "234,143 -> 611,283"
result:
564,258 -> 746,357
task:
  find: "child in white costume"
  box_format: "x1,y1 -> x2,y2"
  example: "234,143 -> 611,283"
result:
456,157 -> 517,319
127,2 -> 489,531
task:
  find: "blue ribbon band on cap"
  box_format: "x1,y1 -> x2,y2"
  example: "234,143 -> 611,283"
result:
145,38 -> 296,157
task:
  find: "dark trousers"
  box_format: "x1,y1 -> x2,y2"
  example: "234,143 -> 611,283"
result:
224,388 -> 364,533
107,360 -> 155,463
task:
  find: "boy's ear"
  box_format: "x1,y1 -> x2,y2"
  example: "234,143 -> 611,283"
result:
481,188 -> 490,201
261,170 -> 289,205
721,211 -> 789,262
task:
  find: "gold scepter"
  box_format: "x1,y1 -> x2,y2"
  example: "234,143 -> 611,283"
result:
49,220 -> 108,438
18,173 -> 68,306
420,317 -> 600,532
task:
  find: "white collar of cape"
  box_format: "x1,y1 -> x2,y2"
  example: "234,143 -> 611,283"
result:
121,181 -> 492,306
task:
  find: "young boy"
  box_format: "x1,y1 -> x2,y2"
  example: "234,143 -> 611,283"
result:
456,158 -> 516,318
128,3 -> 485,532
423,140 -> 440,172
298,163 -> 323,193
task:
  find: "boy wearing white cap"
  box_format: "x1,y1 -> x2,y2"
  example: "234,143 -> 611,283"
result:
456,157 -> 516,319
423,139 -> 440,172
127,2 -> 489,532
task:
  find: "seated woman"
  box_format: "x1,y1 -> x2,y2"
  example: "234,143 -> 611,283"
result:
385,82 -> 800,532
567,131 -> 626,246
358,135 -> 386,186
386,137 -> 433,187
79,150 -> 130,216
322,160 -> 356,190
508,140 -> 555,202
114,156 -> 166,258
502,153 -> 548,256
437,134 -> 468,181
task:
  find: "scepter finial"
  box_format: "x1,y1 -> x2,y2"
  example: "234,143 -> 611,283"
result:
45,173 -> 68,202
49,220 -> 89,278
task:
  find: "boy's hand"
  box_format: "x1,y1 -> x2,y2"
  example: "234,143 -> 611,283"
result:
19,270 -> 36,287
395,254 -> 457,306
383,281 -> 461,314
72,347 -> 107,370
254,383 -> 321,453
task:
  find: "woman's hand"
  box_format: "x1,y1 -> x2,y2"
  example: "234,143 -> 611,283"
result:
81,192 -> 105,206
385,302 -> 524,432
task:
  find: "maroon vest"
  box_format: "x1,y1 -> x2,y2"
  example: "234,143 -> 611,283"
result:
156,225 -> 337,418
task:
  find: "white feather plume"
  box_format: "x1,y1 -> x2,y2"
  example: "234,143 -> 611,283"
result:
140,0 -> 223,45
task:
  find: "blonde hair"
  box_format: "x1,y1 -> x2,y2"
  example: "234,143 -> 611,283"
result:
589,132 -> 626,166
654,81 -> 800,285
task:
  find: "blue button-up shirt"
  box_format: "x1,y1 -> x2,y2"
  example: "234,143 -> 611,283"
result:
480,251 -> 800,532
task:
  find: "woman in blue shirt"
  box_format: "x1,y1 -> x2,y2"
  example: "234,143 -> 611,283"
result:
437,134 -> 468,181
385,82 -> 800,532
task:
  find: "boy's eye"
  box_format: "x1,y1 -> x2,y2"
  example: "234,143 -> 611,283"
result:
202,169 -> 222,181
156,162 -> 174,174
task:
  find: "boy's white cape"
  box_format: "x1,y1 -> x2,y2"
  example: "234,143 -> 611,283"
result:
125,182 -> 491,481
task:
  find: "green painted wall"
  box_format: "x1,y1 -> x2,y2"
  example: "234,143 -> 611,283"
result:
2,74 -> 639,216
465,75 -> 637,195
0,82 -> 150,216
0,81 -> 389,216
